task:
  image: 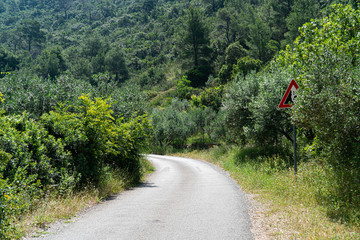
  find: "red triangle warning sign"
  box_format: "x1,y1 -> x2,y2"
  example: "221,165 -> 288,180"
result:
278,80 -> 299,109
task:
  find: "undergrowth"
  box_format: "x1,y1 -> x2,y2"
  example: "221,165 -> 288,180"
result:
0,94 -> 153,239
8,157 -> 154,239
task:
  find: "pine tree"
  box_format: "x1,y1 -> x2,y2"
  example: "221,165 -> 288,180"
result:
181,6 -> 211,67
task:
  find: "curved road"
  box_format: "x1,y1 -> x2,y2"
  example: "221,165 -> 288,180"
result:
30,155 -> 253,240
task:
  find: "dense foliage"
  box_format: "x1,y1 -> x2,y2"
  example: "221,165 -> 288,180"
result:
0,93 -> 151,238
278,5 -> 360,217
0,0 -> 360,237
150,2 -> 360,228
0,0 -> 344,87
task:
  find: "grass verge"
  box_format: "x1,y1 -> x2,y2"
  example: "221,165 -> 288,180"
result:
174,146 -> 360,239
15,157 -> 154,239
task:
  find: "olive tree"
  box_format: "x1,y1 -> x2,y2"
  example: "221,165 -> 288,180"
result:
279,4 -> 360,207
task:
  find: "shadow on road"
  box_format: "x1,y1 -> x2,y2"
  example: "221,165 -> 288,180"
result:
105,182 -> 158,201
136,181 -> 158,188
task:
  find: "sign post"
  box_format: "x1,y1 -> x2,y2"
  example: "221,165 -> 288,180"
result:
293,124 -> 297,174
278,80 -> 299,175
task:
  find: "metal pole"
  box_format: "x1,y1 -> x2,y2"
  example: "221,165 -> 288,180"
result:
293,124 -> 297,175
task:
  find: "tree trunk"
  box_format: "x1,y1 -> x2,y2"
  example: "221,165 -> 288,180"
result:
193,44 -> 198,66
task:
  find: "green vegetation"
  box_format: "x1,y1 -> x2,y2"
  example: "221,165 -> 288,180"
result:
0,0 -> 359,238
0,93 -> 151,238
0,0 -> 340,87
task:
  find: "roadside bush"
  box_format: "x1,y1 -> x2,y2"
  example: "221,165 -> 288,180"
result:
222,72 -> 260,144
0,113 -> 75,239
248,70 -> 293,145
0,91 -> 152,237
108,114 -> 152,182
0,113 -> 74,187
278,4 -> 360,222
0,180 -> 17,239
41,94 -> 151,185
222,69 -> 294,146
206,110 -> 228,141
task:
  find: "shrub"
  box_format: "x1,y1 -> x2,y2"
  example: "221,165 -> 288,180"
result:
0,113 -> 74,187
248,70 -> 293,145
41,94 -> 151,185
278,4 -> 360,218
109,84 -> 148,119
190,86 -> 224,111
222,72 -> 260,143
0,112 -> 75,238
232,56 -> 262,78
225,42 -> 246,66
222,69 -> 294,145
218,64 -> 232,84
36,46 -> 66,80
175,75 -> 195,99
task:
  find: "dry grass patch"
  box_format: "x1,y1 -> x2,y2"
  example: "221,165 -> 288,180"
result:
17,158 -> 154,239
18,189 -> 100,237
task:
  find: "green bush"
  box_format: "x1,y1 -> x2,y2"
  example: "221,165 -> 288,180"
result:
218,64 -> 232,84
0,112 -> 74,238
110,114 -> 152,181
109,84 -> 148,119
36,46 -> 66,80
222,72 -> 260,143
278,4 -> 360,221
222,69 -> 293,145
0,180 -> 16,239
0,113 -> 74,187
41,94 -> 151,184
248,70 -> 293,145
190,86 -> 224,111
186,65 -> 212,88
0,73 -> 146,120
175,75 -> 195,99
232,56 -> 262,78
0,91 -> 152,237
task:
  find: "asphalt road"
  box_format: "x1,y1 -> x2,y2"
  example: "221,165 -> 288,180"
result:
30,154 -> 253,240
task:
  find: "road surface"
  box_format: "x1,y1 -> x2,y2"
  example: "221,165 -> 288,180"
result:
29,154 -> 253,240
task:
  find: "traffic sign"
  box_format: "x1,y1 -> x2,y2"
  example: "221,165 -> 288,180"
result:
278,79 -> 299,109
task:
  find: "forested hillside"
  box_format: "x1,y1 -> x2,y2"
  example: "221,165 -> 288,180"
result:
0,0 -> 360,238
0,0 -> 344,85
